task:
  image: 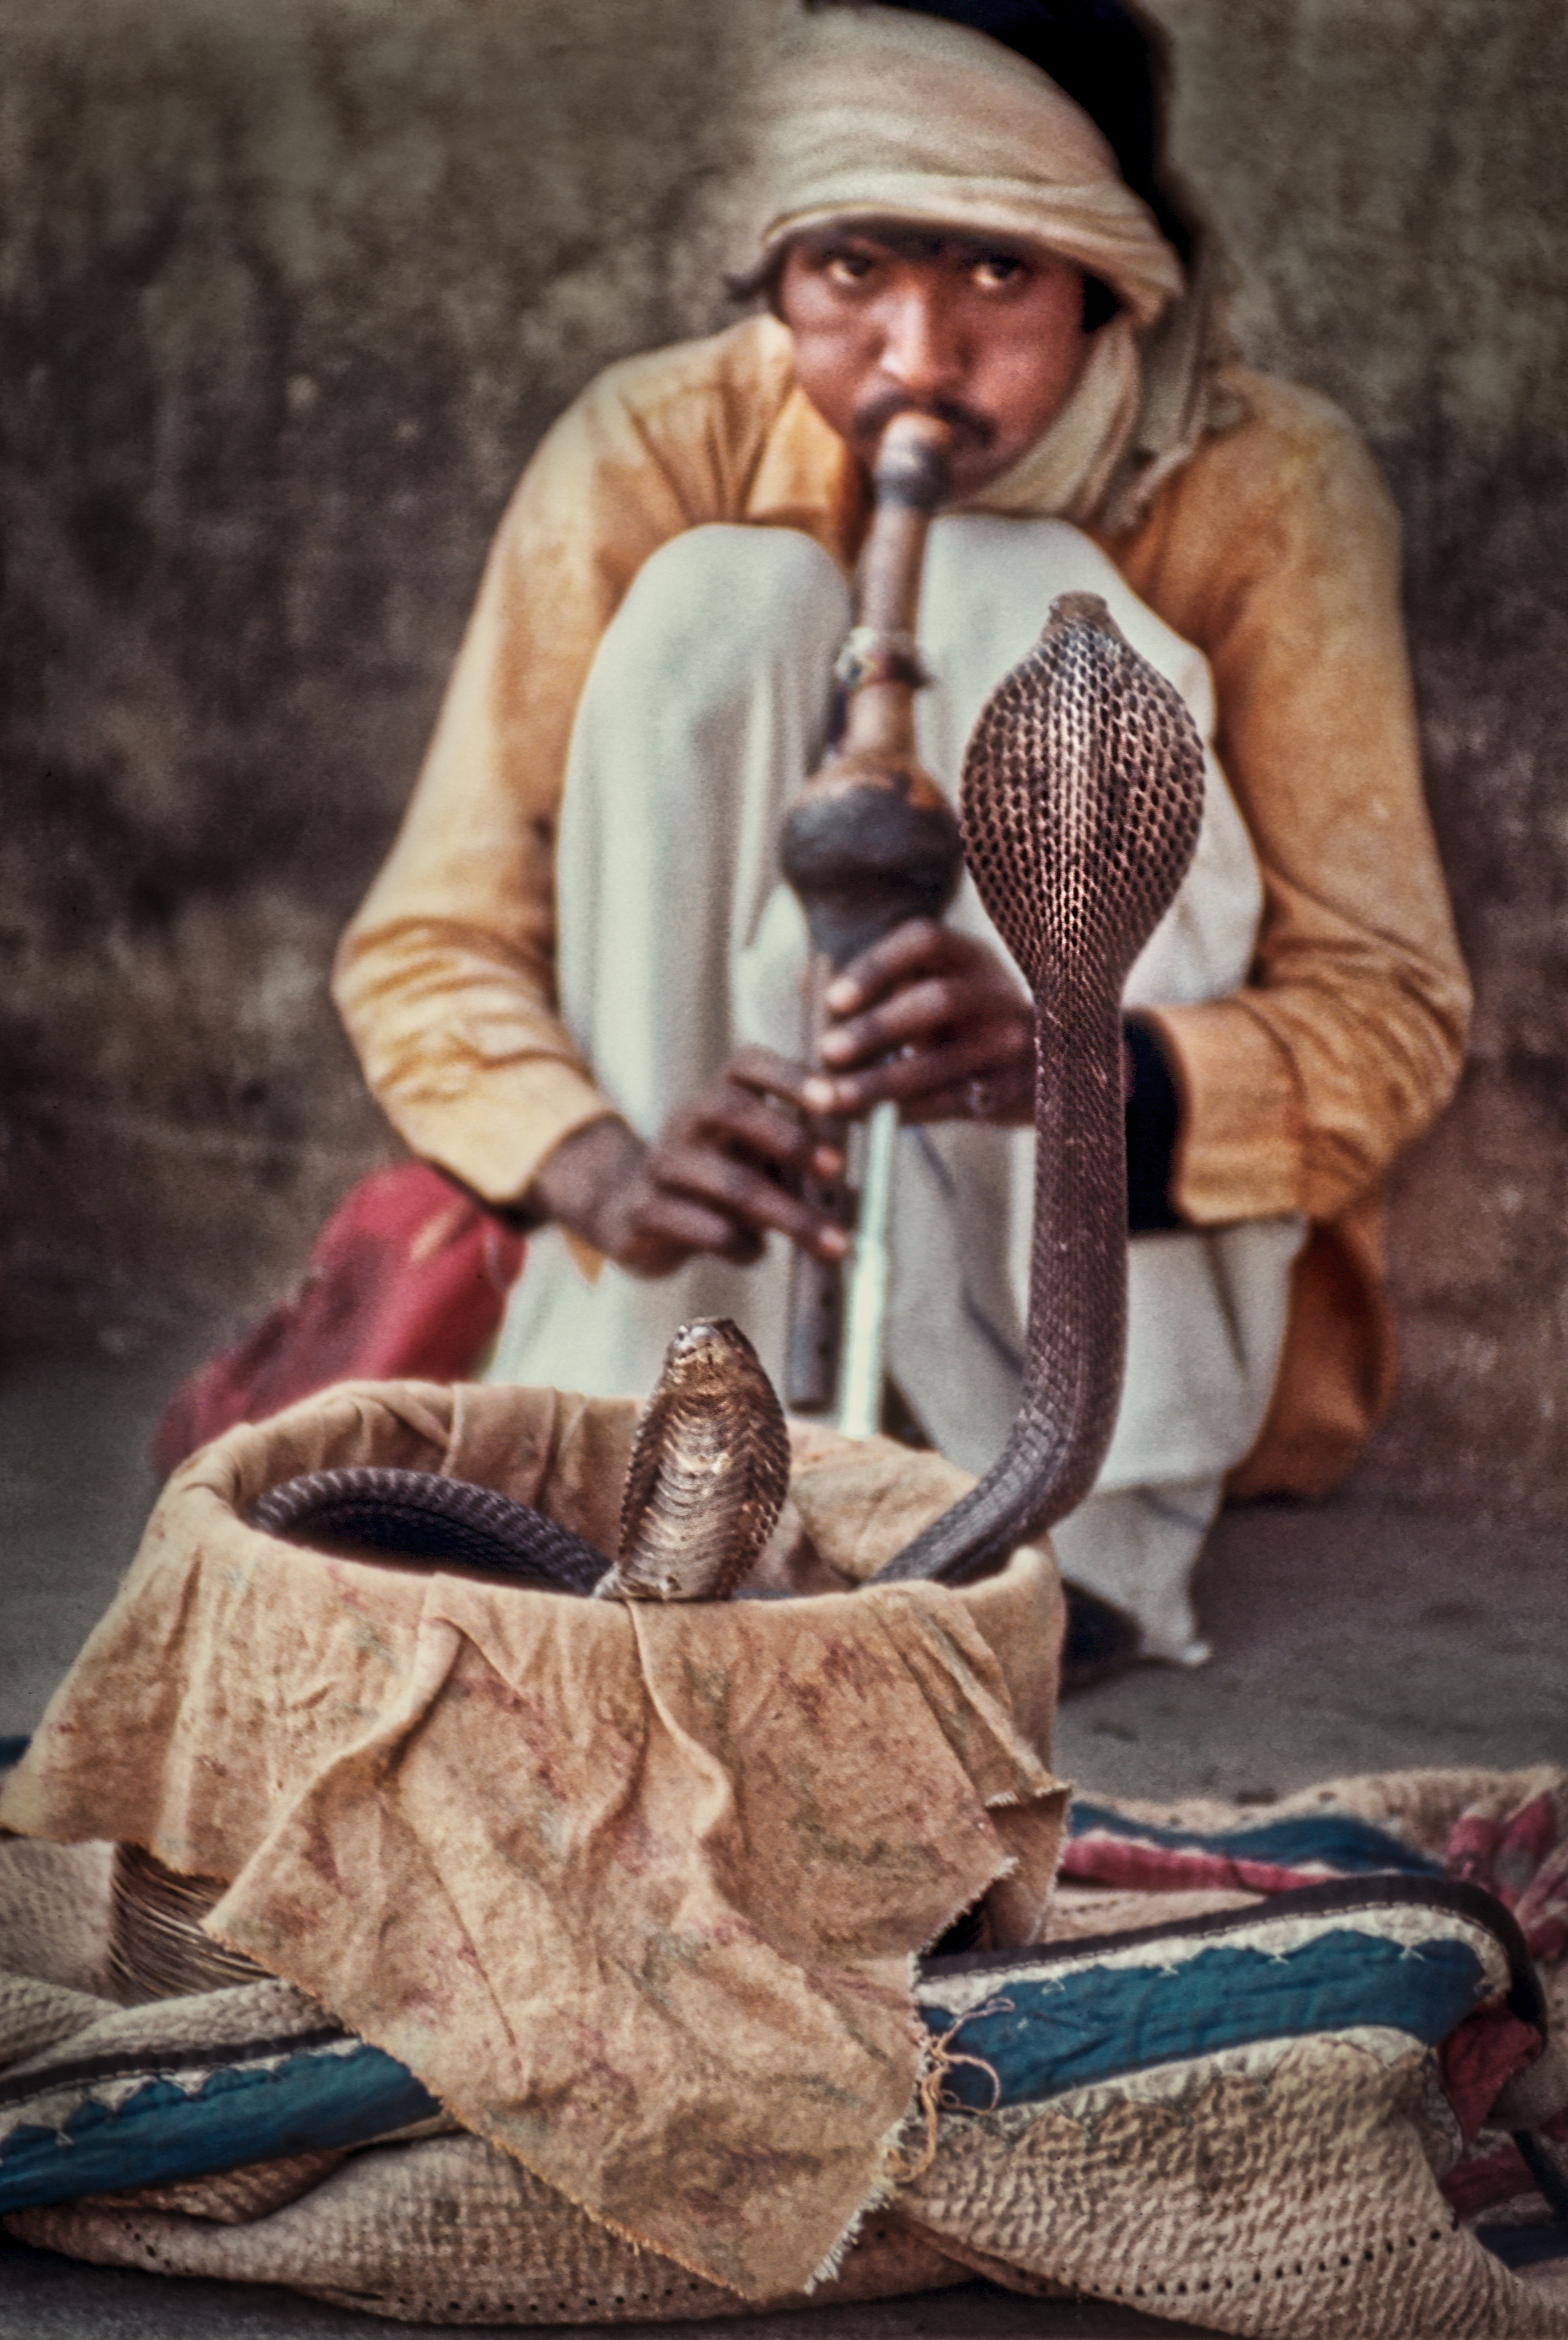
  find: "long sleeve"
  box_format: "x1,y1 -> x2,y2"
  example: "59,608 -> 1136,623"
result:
1106,368 -> 1472,1228
331,317 -> 830,1205
339,328 -> 1468,1235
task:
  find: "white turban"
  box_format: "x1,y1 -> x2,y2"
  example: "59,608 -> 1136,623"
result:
755,4 -> 1184,329
751,6 -> 1226,528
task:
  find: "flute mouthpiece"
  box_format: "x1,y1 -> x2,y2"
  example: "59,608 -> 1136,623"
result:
873,411 -> 952,509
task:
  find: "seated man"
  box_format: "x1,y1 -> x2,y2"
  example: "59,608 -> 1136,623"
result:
334,0 -> 1470,1669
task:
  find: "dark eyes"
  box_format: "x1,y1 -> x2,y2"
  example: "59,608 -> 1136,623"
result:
973,254 -> 1025,288
814,245 -> 1033,292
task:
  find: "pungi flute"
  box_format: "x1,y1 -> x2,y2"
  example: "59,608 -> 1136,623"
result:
779,411 -> 963,1434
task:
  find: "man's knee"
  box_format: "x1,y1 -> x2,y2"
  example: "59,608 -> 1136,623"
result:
596,525 -> 849,701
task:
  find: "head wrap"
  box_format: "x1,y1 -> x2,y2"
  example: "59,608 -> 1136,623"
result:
751,3 -> 1233,529
862,0 -> 1194,267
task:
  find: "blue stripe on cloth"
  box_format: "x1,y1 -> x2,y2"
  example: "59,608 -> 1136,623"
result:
921,1930 -> 1488,2110
1066,1801 -> 1443,1878
0,2038 -> 439,2213
1478,2225 -> 1568,2269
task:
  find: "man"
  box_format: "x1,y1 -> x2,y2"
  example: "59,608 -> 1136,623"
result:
334,0 -> 1470,1668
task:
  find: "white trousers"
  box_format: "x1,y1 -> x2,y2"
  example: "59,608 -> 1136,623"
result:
488,517 -> 1303,1663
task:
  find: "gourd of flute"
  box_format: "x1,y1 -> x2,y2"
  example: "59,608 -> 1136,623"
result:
778,411 -> 964,1423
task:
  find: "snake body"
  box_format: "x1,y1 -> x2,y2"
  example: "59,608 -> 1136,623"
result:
248,1466 -> 608,1592
253,595 -> 1201,1601
873,593 -> 1204,1582
251,1319 -> 788,1605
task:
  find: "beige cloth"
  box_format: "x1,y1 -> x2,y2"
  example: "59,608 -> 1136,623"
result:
0,1834 -> 968,2323
0,1381 -> 1067,2301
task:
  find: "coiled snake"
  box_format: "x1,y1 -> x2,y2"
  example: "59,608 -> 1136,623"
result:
252,595 -> 1203,1598
250,1318 -> 791,1602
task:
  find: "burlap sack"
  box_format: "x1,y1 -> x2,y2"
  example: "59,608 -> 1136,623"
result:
7,1811 -> 1568,2336
0,1379 -> 1067,2301
6,1784 -> 1568,2333
903,2029 -> 1564,2339
9,2133 -> 969,2327
0,1839 -> 969,2325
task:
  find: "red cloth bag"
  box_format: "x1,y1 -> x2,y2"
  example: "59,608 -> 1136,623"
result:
152,1162 -> 525,1476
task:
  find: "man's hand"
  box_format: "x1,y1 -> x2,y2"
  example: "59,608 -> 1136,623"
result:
526,922 -> 1032,1276
802,919 -> 1034,1125
524,1051 -> 849,1279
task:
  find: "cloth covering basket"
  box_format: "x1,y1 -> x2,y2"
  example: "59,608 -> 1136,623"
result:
0,1380 -> 1068,2303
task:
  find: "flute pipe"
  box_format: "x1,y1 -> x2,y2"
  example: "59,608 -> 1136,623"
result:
779,410 -> 960,1416
784,953 -> 849,1414
825,415 -> 949,1429
835,1098 -> 899,1440
857,503 -> 928,635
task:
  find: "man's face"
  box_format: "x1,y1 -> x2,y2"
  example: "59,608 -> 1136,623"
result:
777,222 -> 1090,502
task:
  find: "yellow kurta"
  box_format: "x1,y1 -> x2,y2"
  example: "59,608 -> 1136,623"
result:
334,313 -> 1470,1493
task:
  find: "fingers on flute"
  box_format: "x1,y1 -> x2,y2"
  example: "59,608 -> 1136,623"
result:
722,1046 -> 819,1109
823,917 -> 960,1016
650,1056 -> 850,1260
715,1049 -> 844,1170
819,979 -> 1029,1071
697,1080 -> 841,1173
623,1190 -> 764,1269
806,1026 -> 1032,1122
649,1139 -> 849,1262
821,929 -> 1028,1064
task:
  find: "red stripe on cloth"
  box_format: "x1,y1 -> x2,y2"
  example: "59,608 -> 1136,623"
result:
1516,1841 -> 1568,1965
1438,1996 -> 1544,2141
1058,1838 -> 1339,1896
1446,1792 -> 1559,1910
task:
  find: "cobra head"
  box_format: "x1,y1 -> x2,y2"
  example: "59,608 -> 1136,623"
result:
959,593 -> 1205,1000
657,1317 -> 770,1396
868,595 -> 1210,1587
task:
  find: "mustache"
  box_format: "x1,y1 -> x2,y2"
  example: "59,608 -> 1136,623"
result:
853,392 -> 996,453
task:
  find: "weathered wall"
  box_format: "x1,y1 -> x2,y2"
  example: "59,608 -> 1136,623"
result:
0,0 -> 755,1322
1,0 -> 1564,1508
1154,0 -> 1568,1513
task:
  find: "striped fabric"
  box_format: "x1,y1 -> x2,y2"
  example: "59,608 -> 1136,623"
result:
0,2021 -> 437,2215
1061,1797 -> 1443,1896
0,1879 -> 1533,2218
916,1877 -> 1536,2117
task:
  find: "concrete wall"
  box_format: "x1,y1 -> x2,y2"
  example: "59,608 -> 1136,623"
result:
0,0 -> 756,1322
2,0 -> 1564,1510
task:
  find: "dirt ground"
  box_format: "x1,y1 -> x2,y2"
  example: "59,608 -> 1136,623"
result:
1,1321 -> 1564,2337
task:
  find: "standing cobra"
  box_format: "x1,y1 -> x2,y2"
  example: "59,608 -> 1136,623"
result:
873,591 -> 1204,1584
596,1318 -> 791,1601
251,595 -> 1201,1600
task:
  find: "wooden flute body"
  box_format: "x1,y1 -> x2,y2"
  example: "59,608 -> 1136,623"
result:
778,413 -> 963,1420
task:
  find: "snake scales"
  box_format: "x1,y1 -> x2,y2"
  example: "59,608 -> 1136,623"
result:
249,1318 -> 792,1603
251,594 -> 1202,1599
